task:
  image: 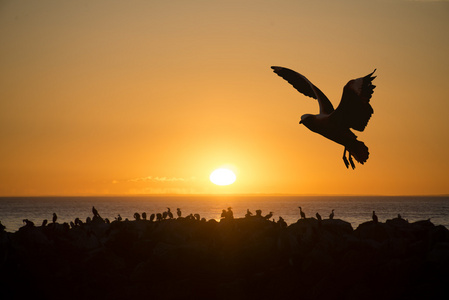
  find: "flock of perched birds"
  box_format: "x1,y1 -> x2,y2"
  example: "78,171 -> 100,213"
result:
15,205 -> 387,231
19,206 -> 207,229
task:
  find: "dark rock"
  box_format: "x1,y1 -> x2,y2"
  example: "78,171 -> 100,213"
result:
0,214 -> 448,300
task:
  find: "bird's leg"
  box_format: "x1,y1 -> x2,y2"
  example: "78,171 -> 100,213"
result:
348,153 -> 356,169
342,148 -> 350,168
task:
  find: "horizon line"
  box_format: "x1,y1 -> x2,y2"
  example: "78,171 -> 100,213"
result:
1,193 -> 448,198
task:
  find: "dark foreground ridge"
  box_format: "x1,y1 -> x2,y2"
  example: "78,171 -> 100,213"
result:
1,210 -> 449,300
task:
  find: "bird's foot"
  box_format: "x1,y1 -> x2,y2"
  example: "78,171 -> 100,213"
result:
348,154 -> 356,169
343,150 -> 350,168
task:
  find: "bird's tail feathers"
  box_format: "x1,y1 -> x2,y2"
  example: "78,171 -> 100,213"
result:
349,141 -> 369,164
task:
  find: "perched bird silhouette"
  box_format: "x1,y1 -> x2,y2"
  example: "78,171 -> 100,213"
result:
264,212 -> 273,220
299,206 -> 306,219
329,209 -> 335,220
372,211 -> 378,223
92,206 -> 99,218
177,208 -> 182,218
23,219 -> 34,227
52,213 -> 57,224
227,207 -> 234,219
271,66 -> 376,169
278,216 -> 287,228
316,212 -> 322,221
167,208 -> 173,219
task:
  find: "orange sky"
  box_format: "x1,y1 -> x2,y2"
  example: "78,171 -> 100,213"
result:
1,0 -> 448,196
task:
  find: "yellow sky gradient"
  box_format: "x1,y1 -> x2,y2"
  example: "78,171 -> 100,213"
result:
1,0 -> 448,196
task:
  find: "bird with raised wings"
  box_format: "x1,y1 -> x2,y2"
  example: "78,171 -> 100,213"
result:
271,66 -> 376,169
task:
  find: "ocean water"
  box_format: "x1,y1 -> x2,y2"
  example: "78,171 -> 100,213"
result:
0,195 -> 448,232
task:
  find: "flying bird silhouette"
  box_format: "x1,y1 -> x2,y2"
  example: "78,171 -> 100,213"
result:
271,66 -> 376,169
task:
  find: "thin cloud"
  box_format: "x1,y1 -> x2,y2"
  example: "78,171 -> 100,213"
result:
128,176 -> 196,183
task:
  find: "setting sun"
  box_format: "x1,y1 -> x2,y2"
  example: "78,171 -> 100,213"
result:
210,168 -> 236,186
1,0 -> 448,197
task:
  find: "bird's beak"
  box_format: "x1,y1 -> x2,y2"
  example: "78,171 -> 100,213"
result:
299,120 -> 303,124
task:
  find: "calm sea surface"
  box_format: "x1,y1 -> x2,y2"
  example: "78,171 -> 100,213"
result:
0,195 -> 448,232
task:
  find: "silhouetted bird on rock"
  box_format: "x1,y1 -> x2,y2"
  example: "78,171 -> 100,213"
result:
278,216 -> 287,228
372,211 -> 378,223
221,208 -> 234,220
150,213 -> 155,222
92,206 -> 99,218
227,207 -> 234,219
316,212 -> 322,221
23,219 -> 34,227
177,208 -> 182,218
271,66 -> 376,169
167,208 -> 173,219
41,219 -> 48,227
52,213 -> 57,224
299,207 -> 306,219
329,209 -> 335,220
245,209 -> 253,218
264,212 -> 273,220
142,212 -> 147,220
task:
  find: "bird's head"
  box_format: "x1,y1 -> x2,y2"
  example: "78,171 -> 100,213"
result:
299,114 -> 313,126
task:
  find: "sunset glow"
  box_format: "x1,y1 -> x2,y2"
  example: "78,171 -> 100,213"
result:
0,1 -> 448,196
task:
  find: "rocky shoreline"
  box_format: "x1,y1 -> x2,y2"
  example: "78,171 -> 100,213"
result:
1,212 -> 448,299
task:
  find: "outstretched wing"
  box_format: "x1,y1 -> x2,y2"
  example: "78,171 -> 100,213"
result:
271,66 -> 334,115
331,70 -> 376,131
